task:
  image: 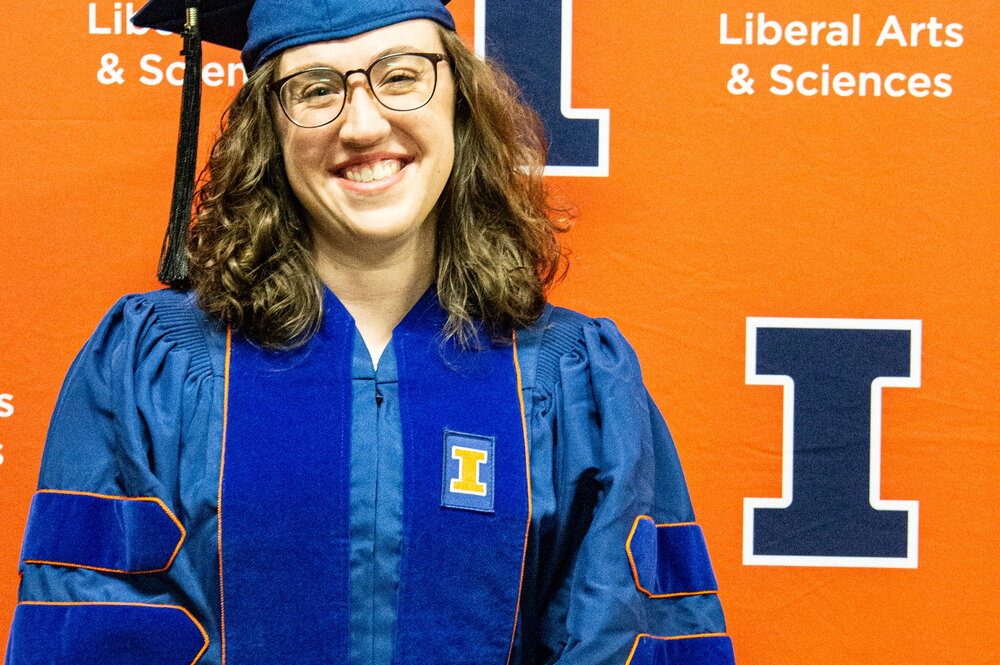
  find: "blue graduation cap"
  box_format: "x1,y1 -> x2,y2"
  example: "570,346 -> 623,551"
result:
133,0 -> 455,71
131,0 -> 454,283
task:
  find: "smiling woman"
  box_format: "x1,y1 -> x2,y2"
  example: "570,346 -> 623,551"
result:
191,20 -> 557,356
4,2 -> 733,665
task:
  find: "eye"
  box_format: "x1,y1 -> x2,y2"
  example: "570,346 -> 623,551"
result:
285,71 -> 344,105
378,68 -> 420,88
301,83 -> 338,99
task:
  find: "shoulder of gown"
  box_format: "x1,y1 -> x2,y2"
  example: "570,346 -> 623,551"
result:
36,288 -> 226,494
515,303 -> 733,665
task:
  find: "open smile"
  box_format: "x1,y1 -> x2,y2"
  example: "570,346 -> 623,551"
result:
342,159 -> 403,183
332,153 -> 412,191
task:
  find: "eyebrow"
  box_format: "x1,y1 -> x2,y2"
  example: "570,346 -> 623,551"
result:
282,44 -> 428,77
373,45 -> 424,60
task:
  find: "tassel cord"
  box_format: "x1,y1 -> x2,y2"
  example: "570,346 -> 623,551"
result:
159,1 -> 203,285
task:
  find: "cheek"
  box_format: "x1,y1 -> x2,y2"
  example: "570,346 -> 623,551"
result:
442,127 -> 456,179
432,105 -> 457,170
442,138 -> 455,178
279,129 -> 330,189
436,90 -> 457,170
428,126 -> 455,186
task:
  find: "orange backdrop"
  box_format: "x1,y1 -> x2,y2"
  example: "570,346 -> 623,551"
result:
1,1 -> 997,662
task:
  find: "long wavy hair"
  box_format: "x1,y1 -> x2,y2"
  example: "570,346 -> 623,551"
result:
189,28 -> 567,348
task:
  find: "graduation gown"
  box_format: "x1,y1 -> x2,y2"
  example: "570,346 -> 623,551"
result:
6,289 -> 733,665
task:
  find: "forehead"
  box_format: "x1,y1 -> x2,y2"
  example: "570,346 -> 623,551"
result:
276,19 -> 444,76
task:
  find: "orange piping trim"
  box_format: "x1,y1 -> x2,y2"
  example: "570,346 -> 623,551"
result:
625,515 -> 719,599
23,490 -> 186,574
505,330 -> 533,665
624,632 -> 730,665
217,327 -> 232,665
17,601 -> 209,665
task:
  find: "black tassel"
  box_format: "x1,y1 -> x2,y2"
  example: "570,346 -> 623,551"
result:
158,0 -> 202,286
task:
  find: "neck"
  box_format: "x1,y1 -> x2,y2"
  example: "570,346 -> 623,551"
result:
312,224 -> 436,366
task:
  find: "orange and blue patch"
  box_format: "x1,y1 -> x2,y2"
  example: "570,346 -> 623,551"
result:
441,431 -> 495,513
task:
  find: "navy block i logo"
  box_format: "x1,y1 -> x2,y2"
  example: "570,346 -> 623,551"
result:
441,431 -> 495,513
744,318 -> 921,568
476,0 -> 609,176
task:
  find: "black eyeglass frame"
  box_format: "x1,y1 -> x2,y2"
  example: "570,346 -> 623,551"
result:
269,52 -> 448,128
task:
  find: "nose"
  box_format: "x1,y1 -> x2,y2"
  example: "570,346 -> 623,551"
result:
338,77 -> 391,146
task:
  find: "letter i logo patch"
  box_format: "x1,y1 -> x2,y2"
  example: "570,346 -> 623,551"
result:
441,431 -> 495,513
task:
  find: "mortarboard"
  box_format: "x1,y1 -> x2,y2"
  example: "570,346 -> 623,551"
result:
133,0 -> 455,72
131,0 -> 455,283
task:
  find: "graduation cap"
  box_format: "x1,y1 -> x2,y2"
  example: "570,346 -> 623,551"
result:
131,0 -> 455,284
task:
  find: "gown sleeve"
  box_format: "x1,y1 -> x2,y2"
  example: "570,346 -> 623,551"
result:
5,291 -> 225,665
522,310 -> 734,665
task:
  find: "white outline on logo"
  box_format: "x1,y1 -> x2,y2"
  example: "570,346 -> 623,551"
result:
475,0 -> 610,177
744,317 -> 921,568
449,445 -> 490,497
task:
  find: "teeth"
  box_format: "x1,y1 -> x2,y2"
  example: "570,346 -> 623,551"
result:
343,159 -> 402,183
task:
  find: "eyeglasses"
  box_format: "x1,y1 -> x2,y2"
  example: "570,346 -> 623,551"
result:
269,52 -> 448,128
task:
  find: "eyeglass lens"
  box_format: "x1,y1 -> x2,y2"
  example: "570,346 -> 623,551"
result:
279,54 -> 439,128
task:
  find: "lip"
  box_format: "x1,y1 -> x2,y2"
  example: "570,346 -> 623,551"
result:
332,151 -> 412,173
330,152 -> 412,193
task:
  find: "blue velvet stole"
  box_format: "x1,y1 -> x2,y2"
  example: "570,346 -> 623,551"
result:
393,292 -> 529,665
222,289 -> 353,664
221,288 -> 529,664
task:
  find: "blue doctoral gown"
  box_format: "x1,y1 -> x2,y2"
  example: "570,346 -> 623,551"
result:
6,289 -> 733,665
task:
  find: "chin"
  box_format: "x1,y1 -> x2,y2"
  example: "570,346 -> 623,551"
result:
320,207 -> 436,245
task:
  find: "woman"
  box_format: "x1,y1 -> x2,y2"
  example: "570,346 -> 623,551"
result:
5,1 -> 733,664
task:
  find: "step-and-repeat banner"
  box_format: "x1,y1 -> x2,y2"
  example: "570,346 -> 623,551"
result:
1,1 -> 996,662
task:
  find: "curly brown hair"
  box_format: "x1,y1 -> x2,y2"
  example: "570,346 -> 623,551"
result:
189,28 -> 567,348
